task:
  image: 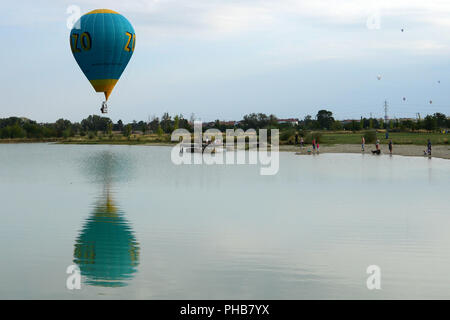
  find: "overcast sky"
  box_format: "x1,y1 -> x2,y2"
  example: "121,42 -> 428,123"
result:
1,0 -> 450,123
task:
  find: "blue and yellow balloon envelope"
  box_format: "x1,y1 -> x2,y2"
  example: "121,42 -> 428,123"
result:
70,9 -> 135,101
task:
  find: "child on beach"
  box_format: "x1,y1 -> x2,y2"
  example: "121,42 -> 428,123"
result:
361,136 -> 365,152
427,139 -> 432,156
316,141 -> 320,153
300,137 -> 304,149
388,139 -> 393,154
312,139 -> 316,153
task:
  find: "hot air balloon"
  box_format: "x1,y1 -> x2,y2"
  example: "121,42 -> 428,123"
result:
377,75 -> 382,80
70,9 -> 136,114
403,97 -> 406,101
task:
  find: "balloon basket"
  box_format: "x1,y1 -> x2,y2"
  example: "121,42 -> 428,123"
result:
101,102 -> 108,114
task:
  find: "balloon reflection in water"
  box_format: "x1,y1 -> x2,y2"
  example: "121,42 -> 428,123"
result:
74,151 -> 139,287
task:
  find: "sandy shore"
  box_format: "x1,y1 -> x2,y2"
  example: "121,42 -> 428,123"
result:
279,144 -> 450,160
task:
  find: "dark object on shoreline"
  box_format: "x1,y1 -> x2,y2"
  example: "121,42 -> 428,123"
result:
372,150 -> 381,155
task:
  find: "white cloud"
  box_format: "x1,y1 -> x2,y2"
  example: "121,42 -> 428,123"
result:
67,0 -> 450,32
3,0 -> 450,69
4,1 -> 450,33
203,4 -> 274,33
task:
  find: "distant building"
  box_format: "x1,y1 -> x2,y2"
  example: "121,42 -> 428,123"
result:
278,118 -> 299,126
220,121 -> 238,126
201,121 -> 238,127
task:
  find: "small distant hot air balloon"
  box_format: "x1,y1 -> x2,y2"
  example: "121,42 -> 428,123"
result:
377,75 -> 382,80
70,9 -> 136,114
429,100 -> 433,104
403,97 -> 406,101
438,80 -> 441,84
401,28 -> 404,32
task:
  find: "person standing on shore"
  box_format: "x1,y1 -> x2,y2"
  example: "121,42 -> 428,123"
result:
361,136 -> 365,152
300,137 -> 304,150
388,139 -> 393,154
375,139 -> 380,151
295,133 -> 299,146
316,141 -> 320,153
427,139 -> 432,156
312,138 -> 316,153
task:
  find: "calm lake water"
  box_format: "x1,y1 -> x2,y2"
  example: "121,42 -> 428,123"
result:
0,143 -> 449,299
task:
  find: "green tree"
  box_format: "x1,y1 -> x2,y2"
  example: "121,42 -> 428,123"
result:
434,113 -> 447,128
62,128 -> 73,139
157,124 -> 164,137
123,124 -> 132,137
107,122 -> 113,136
149,116 -> 160,133
331,120 -> 343,131
10,124 -> 26,138
302,115 -> 317,130
81,115 -> 112,132
423,115 -> 437,131
174,115 -> 180,131
55,119 -> 72,137
316,110 -> 334,130
115,119 -> 124,132
160,113 -> 173,133
351,120 -> 361,131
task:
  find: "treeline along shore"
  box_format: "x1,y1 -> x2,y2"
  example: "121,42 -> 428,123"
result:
0,110 -> 449,153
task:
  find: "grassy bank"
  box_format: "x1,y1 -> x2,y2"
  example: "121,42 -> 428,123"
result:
59,133 -> 173,145
0,138 -> 63,143
0,131 -> 448,146
316,131 -> 447,145
0,133 -> 174,145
